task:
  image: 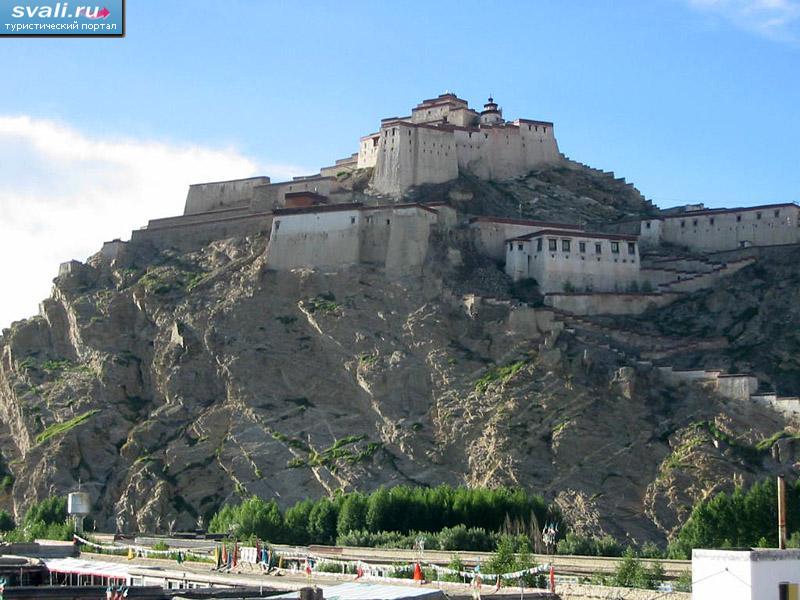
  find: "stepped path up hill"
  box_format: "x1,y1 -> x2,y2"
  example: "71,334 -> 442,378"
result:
1,226 -> 799,545
608,245 -> 800,396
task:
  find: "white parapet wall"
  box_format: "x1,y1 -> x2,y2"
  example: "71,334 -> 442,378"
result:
266,204 -> 363,270
265,202 -> 446,273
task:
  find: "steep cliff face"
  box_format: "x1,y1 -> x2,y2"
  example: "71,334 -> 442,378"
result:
0,167 -> 795,545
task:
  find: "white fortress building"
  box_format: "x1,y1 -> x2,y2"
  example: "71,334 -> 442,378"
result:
470,217 -> 640,293
638,202 -> 800,252
357,93 -> 562,195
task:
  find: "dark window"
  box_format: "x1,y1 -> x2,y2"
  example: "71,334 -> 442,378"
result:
611,241 -> 620,253
579,241 -> 586,253
508,242 -> 513,252
737,215 -> 742,222
548,239 -> 557,251
628,242 -> 636,255
757,212 -> 762,220
645,222 -> 651,229
275,220 -> 280,230
775,209 -> 780,217
562,239 -> 571,252
693,219 -> 698,226
518,243 -> 523,251
710,217 -> 715,225
681,220 -> 686,228
537,239 -> 543,251
386,219 -> 390,225
351,217 -> 356,224
595,243 -> 602,254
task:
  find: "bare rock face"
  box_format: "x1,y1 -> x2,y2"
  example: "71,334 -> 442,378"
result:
0,167 -> 797,546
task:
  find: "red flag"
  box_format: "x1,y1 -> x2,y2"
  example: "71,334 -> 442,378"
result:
355,565 -> 364,580
305,559 -> 313,576
549,565 -> 555,592
413,563 -> 424,582
221,544 -> 228,565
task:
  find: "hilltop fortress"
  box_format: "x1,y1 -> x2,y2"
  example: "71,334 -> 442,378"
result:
91,92 -> 798,318
357,93 -> 562,194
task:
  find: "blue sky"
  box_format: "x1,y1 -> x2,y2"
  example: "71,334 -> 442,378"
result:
0,0 -> 799,325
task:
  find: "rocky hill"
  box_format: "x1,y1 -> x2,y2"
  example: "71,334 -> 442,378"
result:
0,165 -> 795,545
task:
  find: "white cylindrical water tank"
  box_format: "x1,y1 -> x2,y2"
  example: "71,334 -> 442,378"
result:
67,491 -> 90,516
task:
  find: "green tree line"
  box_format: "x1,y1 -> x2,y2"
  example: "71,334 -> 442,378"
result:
0,496 -> 75,542
209,485 -> 553,547
670,478 -> 800,558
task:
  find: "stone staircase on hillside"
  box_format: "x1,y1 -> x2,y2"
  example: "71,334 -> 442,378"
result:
640,253 -> 756,294
551,309 -> 728,362
549,308 -> 800,419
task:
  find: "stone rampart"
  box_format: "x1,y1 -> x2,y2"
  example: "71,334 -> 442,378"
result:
131,211 -> 272,252
183,176 -> 270,215
544,292 -> 683,315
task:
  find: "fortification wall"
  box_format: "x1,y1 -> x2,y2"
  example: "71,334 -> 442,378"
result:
383,207 -> 438,275
452,122 -> 560,182
183,176 -> 270,215
658,205 -> 800,251
454,127 -> 523,180
752,394 -> 800,419
518,120 -> 561,169
717,374 -> 758,401
100,239 -> 127,261
371,124 -> 458,195
544,292 -> 682,315
357,134 -> 380,169
265,209 -> 361,270
131,212 -> 272,252
146,206 -> 252,230
359,209 -> 392,265
252,177 -> 335,212
320,154 -> 358,178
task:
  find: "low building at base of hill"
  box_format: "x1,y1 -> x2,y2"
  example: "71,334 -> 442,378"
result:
692,548 -> 800,600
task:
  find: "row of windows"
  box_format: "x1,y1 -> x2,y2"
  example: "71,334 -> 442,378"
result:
646,209 -> 787,229
528,254 -> 635,264
510,239 -> 636,255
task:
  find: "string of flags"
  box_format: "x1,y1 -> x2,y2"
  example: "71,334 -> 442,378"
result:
74,533 -> 553,588
73,534 -> 212,561
424,562 -> 549,581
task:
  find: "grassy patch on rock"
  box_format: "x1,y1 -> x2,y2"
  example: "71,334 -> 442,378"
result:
474,360 -> 527,393
35,409 -> 100,445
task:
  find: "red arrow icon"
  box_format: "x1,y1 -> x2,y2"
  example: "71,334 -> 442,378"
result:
87,7 -> 110,19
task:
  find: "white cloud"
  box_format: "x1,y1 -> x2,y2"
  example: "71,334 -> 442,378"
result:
0,116 -> 310,328
685,0 -> 800,42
